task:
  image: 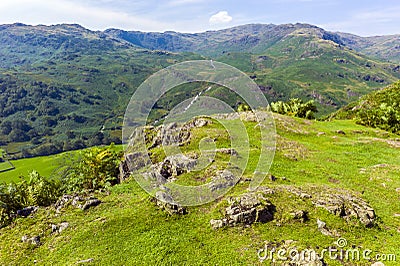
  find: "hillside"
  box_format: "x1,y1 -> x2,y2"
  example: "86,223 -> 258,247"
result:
330,81 -> 400,133
1,23 -> 400,158
1,113 -> 399,265
0,23 -> 205,158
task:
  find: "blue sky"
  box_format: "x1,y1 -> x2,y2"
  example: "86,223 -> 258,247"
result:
0,0 -> 399,36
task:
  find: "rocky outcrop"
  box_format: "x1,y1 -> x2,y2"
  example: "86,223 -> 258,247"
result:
54,195 -> 101,212
153,191 -> 187,215
209,170 -> 237,192
120,117 -> 211,182
211,191 -> 275,229
317,219 -> 339,237
312,192 -> 376,227
282,186 -> 376,227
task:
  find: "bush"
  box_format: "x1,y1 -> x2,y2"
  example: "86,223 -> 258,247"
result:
0,171 -> 61,227
271,98 -> 317,119
60,144 -> 122,192
356,103 -> 400,133
331,81 -> 400,134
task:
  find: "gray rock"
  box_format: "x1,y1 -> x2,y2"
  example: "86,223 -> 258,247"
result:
72,196 -> 84,207
154,191 -> 187,215
80,199 -> 101,210
55,195 -> 101,211
316,219 -> 339,237
17,206 -> 39,217
210,219 -> 225,229
300,193 -> 312,199
119,152 -> 151,181
51,222 -> 69,233
313,193 -> 376,227
120,118 -> 211,182
284,186 -> 376,227
216,148 -> 238,156
211,191 -> 275,228
209,170 -> 238,192
22,235 -> 40,246
54,195 -> 74,212
291,210 -> 308,222
76,258 -> 94,264
317,219 -> 326,229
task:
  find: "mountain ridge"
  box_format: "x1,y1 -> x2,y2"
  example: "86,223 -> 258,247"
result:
1,22 -> 400,158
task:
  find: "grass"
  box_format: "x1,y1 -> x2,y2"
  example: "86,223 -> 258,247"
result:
0,154 -> 63,183
0,114 -> 400,265
0,145 -> 123,183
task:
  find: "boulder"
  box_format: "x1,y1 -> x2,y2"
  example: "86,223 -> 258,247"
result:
21,235 -> 40,246
17,206 -> 39,217
211,191 -> 275,228
209,170 -> 238,192
290,210 -> 308,222
54,195 -> 101,211
154,191 -> 187,215
313,193 -> 376,227
80,199 -> 101,211
51,222 -> 69,233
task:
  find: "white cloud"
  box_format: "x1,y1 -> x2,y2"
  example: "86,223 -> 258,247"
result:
209,11 -> 232,25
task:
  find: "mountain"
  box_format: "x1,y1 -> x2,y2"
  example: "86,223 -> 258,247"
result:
0,23 -> 204,158
107,23 -> 400,63
335,32 -> 400,63
107,23 -> 400,113
1,23 -> 400,158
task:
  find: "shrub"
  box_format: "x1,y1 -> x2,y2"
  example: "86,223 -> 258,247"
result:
0,171 -> 61,227
60,144 -> 122,192
271,98 -> 317,119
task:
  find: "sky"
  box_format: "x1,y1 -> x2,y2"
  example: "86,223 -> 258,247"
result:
0,0 -> 399,36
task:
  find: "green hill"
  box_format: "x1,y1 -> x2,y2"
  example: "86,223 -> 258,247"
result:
1,113 -> 399,265
330,81 -> 400,133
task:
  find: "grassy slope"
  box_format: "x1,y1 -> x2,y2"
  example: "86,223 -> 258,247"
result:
330,81 -> 400,120
0,115 -> 399,265
0,154 -> 62,183
0,145 -> 123,183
